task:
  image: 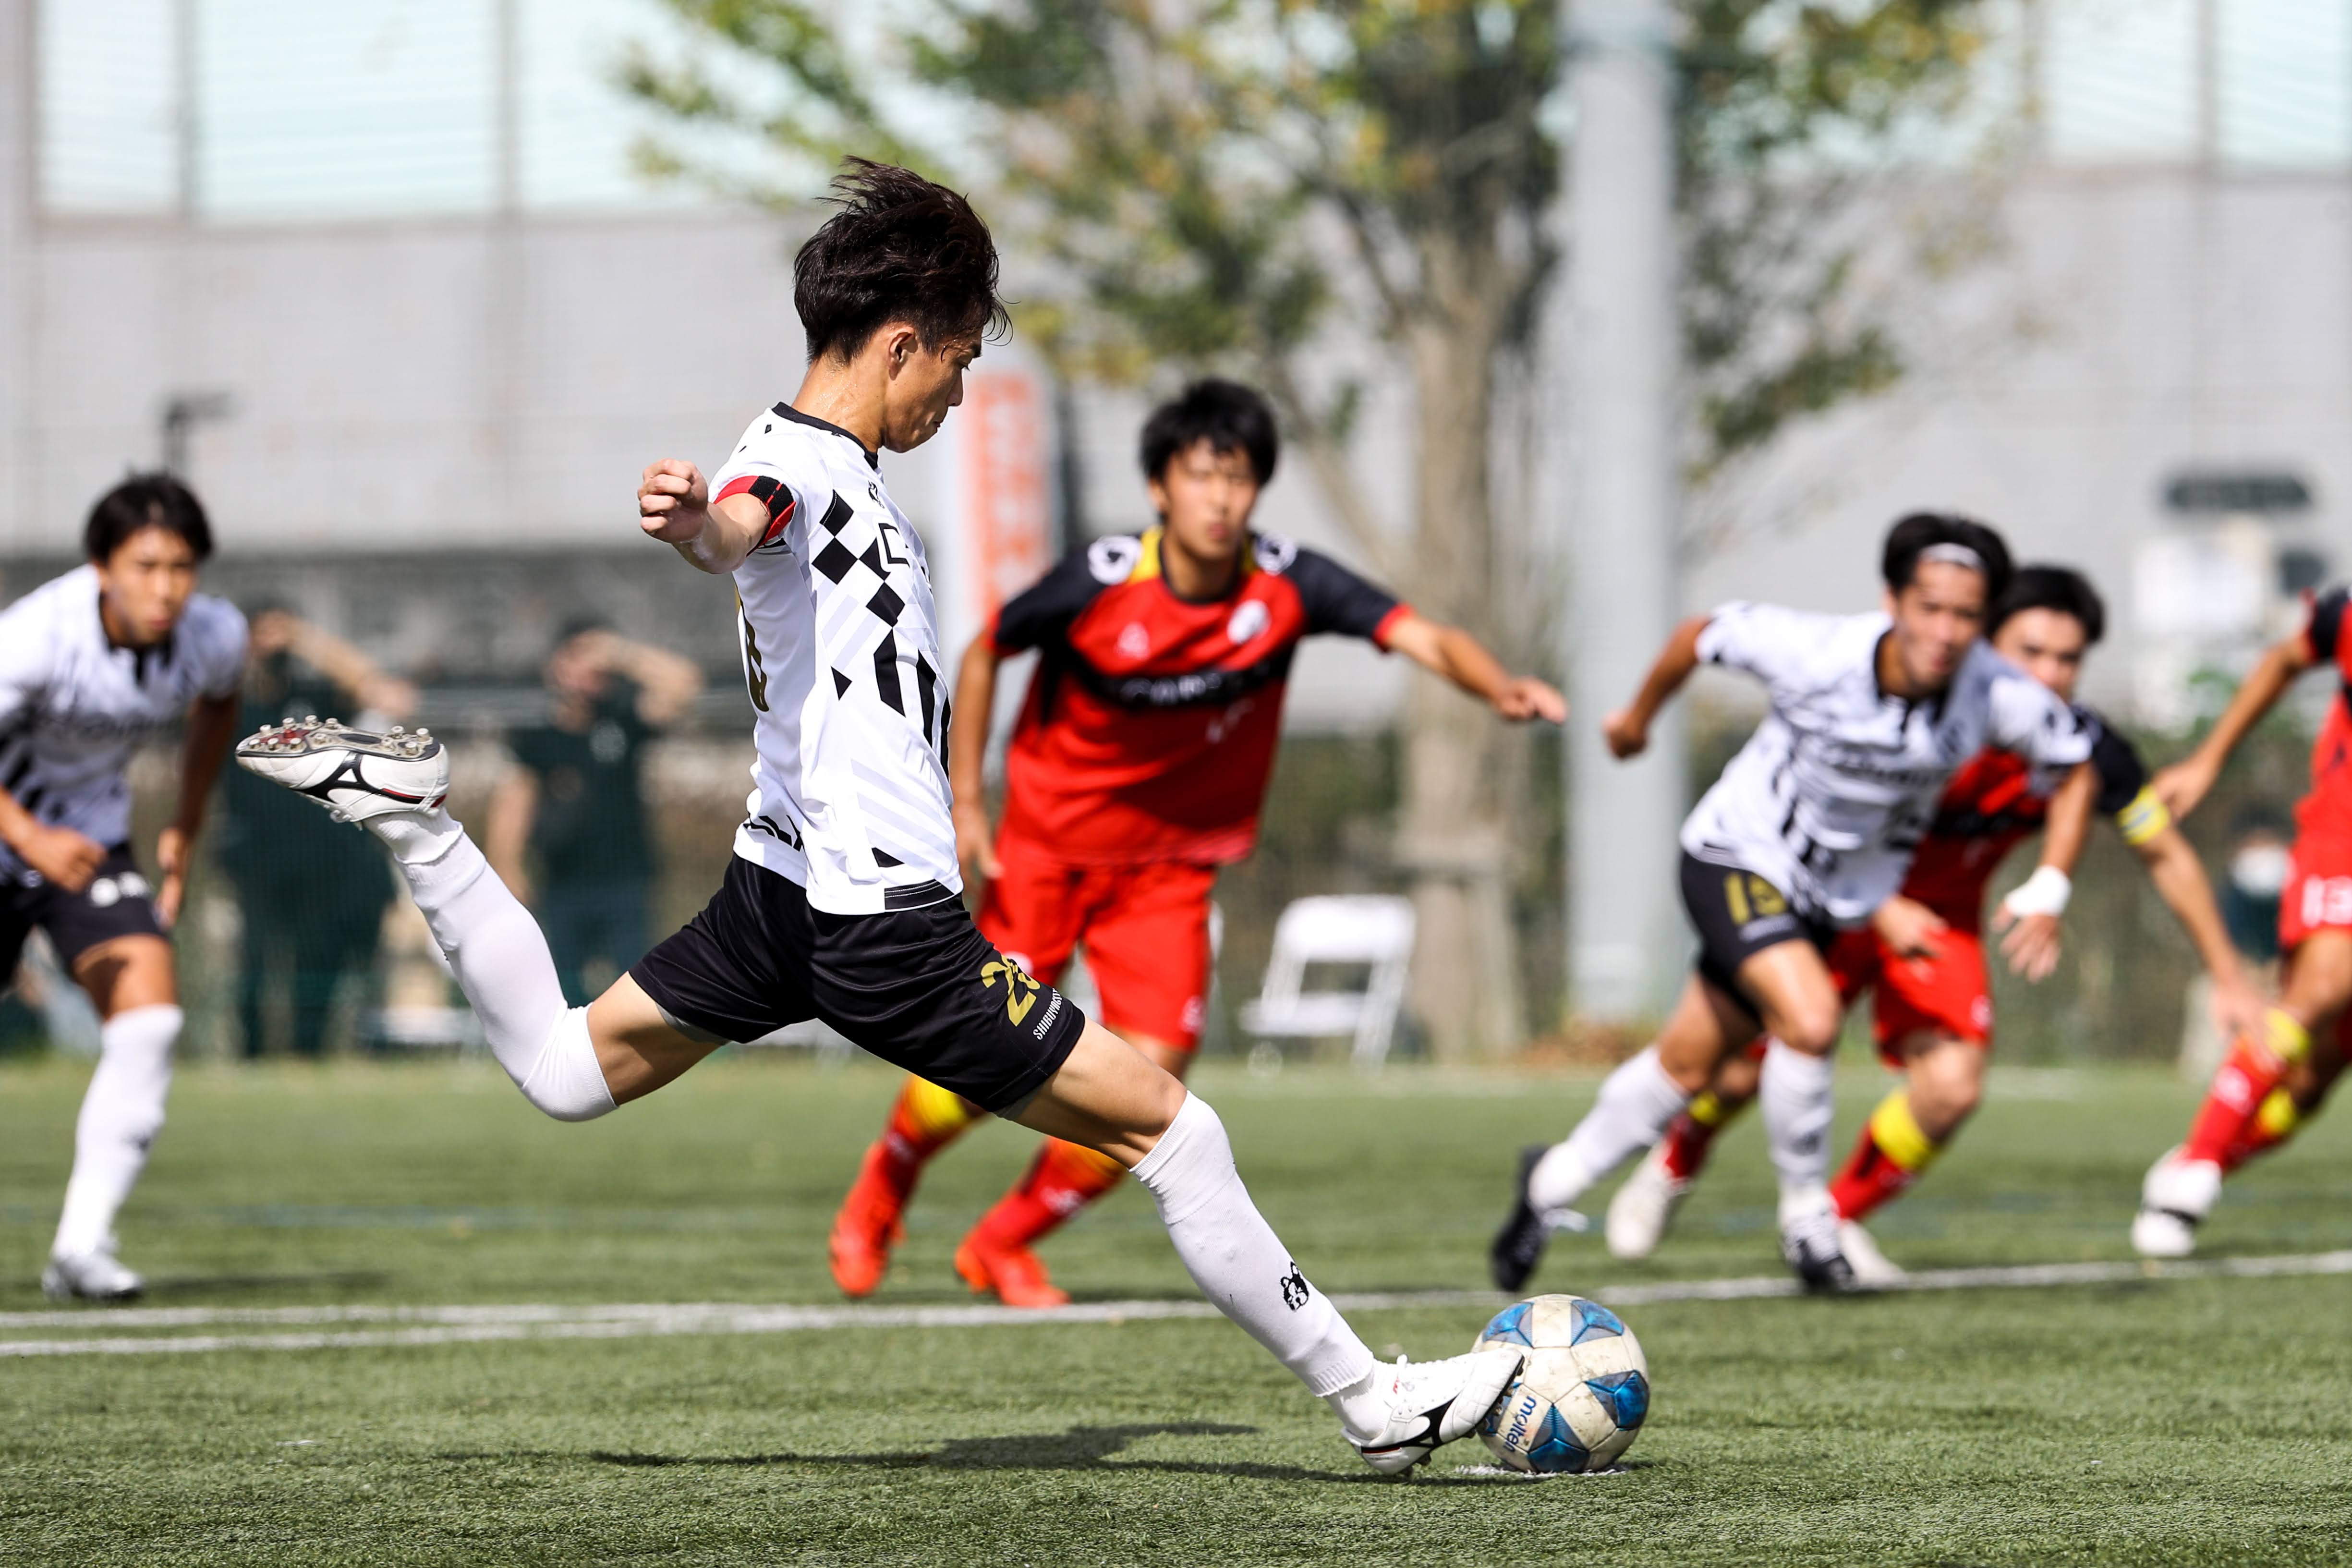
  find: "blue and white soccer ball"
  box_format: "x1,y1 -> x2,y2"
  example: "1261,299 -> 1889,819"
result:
1472,1293 -> 1650,1473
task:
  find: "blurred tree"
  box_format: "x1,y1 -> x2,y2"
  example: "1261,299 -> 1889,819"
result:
628,0 -> 1987,1056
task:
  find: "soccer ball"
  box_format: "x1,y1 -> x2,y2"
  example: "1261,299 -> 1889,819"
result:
1472,1293 -> 1649,1473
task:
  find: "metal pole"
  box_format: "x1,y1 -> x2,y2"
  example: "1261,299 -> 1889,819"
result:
1564,0 -> 1686,1024
174,0 -> 199,219
1,0 -> 32,546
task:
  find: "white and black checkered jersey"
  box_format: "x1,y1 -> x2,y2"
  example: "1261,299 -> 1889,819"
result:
0,565 -> 247,882
1681,603 -> 2092,927
708,404 -> 961,916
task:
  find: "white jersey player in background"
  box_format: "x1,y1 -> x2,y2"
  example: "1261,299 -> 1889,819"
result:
3,474 -> 247,1300
1491,514 -> 2094,1291
236,159 -> 1518,1472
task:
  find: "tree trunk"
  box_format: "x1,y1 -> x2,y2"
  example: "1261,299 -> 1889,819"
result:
1395,251 -> 1524,1061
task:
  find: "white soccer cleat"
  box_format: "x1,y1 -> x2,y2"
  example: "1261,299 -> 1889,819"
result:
1777,1186 -> 1856,1293
1354,1346 -> 1524,1475
1605,1143 -> 1691,1261
42,1245 -> 144,1303
2132,1147 -> 2220,1260
1836,1219 -> 1906,1286
235,716 -> 449,822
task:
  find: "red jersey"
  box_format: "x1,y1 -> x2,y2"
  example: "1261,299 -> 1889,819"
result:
2297,587 -> 2352,842
1900,709 -> 2166,929
991,528 -> 1409,865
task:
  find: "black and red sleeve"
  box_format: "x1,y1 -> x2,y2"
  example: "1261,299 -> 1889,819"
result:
1286,545 -> 1410,645
990,546 -> 1113,656
2076,706 -> 2149,816
2304,586 -> 2351,665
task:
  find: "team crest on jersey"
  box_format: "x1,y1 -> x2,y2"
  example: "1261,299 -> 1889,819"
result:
1226,600 -> 1270,646
1251,533 -> 1297,574
980,955 -> 1044,1025
1089,536 -> 1143,584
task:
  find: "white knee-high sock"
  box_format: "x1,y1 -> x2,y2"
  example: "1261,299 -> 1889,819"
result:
1760,1039 -> 1836,1202
1132,1094 -> 1375,1410
1528,1045 -> 1690,1215
376,816 -> 614,1122
53,1004 -> 181,1259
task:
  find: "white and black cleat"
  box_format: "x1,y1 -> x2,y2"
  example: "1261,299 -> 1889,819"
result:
235,716 -> 449,822
1836,1219 -> 1907,1286
42,1246 -> 144,1303
1491,1144 -> 1563,1292
1605,1143 -> 1692,1261
1355,1347 -> 1524,1475
1779,1198 -> 1857,1294
2132,1146 -> 2219,1260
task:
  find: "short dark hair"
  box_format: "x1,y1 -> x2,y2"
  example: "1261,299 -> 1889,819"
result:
1881,511 -> 2011,606
793,158 -> 1006,364
1139,379 -> 1279,486
85,472 -> 213,564
1990,564 -> 2106,645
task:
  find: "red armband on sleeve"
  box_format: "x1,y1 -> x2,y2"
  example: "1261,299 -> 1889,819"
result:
716,474 -> 796,549
1372,604 -> 1413,650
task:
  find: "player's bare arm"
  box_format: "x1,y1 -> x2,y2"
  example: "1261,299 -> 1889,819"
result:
946,630 -> 1004,882
250,610 -> 419,720
2134,821 -> 2268,1044
1604,614 -> 1709,758
1870,893 -> 1948,961
156,689 -> 242,925
639,460 -> 768,574
573,630 -> 704,727
1989,758 -> 2096,983
1380,613 -> 1565,724
483,765 -> 539,904
2155,631 -> 2313,820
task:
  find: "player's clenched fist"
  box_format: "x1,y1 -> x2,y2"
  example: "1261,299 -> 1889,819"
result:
1602,706 -> 1649,759
639,459 -> 709,544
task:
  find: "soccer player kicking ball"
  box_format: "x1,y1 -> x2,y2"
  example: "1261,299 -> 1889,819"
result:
236,161 -> 1516,1472
3,477 -> 248,1300
829,378 -> 1566,1308
1490,515 -> 2095,1292
2130,579 -> 2352,1257
1603,566 -> 2266,1279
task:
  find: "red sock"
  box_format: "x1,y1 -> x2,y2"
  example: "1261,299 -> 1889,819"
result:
972,1140 -> 1126,1251
2184,1011 -> 2310,1167
1829,1090 -> 1940,1223
874,1076 -> 983,1197
1660,1090 -> 1746,1181
2219,1088 -> 2304,1173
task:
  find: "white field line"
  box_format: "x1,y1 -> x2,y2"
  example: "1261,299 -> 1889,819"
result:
5,1249 -> 2349,1359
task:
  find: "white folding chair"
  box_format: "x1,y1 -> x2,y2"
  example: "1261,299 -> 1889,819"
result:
1237,895 -> 1416,1068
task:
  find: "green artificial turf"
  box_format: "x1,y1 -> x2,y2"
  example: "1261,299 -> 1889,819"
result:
2,1055 -> 2349,1565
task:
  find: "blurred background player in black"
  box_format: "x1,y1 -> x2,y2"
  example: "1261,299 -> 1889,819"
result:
485,620 -> 703,1006
218,608 -> 416,1058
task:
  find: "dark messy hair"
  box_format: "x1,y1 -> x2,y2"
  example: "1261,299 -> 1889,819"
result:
1880,511 -> 2012,605
84,472 -> 214,564
1139,379 -> 1280,486
793,158 -> 1007,364
1990,564 -> 2106,645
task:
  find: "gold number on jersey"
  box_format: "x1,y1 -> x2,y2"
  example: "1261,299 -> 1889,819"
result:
739,594 -> 769,713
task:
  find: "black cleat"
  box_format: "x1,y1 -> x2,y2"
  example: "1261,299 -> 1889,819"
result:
1490,1144 -> 1553,1293
1780,1206 -> 1857,1294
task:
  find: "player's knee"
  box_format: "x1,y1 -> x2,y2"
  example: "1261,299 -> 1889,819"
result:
516,1008 -> 618,1123
1775,1004 -> 1843,1057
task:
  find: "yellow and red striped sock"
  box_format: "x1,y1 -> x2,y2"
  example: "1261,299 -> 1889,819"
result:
875,1075 -> 984,1196
2184,1009 -> 2310,1167
1829,1090 -> 1941,1223
972,1140 -> 1127,1251
1659,1089 -> 1747,1182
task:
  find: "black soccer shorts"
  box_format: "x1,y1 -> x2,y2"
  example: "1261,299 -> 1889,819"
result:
630,855 -> 1087,1113
1678,851 -> 1834,1017
0,844 -> 169,978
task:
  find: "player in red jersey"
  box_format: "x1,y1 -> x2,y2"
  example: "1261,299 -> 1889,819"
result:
2131,581 -> 2352,1256
829,379 -> 1565,1305
1606,566 -> 2263,1277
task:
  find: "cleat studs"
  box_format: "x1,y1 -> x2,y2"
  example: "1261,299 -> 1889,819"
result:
303,715 -> 317,725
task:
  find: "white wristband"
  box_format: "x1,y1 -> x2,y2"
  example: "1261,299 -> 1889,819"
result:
2000,865 -> 2073,920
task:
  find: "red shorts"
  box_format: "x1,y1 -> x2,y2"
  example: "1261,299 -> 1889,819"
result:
975,841 -> 1217,1052
1828,925 -> 1994,1067
2279,831 -> 2352,953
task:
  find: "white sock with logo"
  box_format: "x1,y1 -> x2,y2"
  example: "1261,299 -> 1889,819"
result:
1528,1045 -> 1689,1215
397,833 -> 615,1121
1760,1039 -> 1837,1200
1131,1093 -> 1376,1420
53,1004 -> 181,1260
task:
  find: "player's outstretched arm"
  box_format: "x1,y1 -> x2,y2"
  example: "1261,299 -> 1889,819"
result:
2134,822 -> 2268,1044
947,632 -> 1003,882
575,630 -> 703,728
637,459 -> 767,575
2156,632 -> 2313,820
156,690 -> 242,924
1991,760 -> 2096,982
1379,614 -> 1566,724
1603,614 -> 1710,759
251,610 -> 418,722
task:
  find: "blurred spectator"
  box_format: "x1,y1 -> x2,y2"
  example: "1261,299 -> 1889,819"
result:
217,608 -> 418,1057
486,621 -> 703,1005
2220,809 -> 2290,965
